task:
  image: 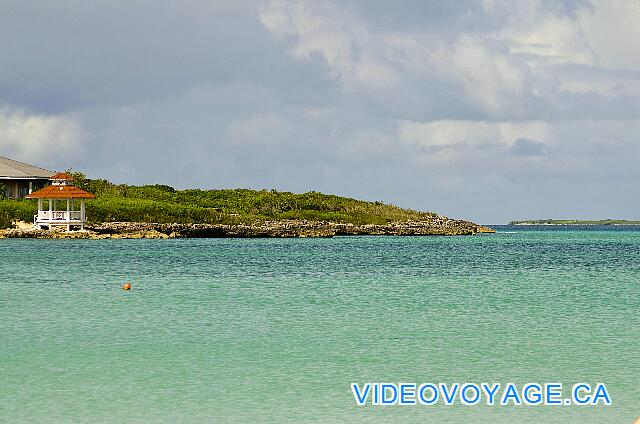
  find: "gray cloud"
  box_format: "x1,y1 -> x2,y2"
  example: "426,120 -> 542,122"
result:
510,138 -> 547,156
1,0 -> 640,223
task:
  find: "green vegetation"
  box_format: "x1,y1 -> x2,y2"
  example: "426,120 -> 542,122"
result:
510,219 -> 640,225
0,198 -> 31,229
0,172 -> 436,228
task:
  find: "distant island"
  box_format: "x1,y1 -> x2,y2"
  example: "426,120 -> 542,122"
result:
0,172 -> 494,238
510,219 -> 640,225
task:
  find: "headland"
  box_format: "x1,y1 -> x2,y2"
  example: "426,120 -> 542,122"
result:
1,173 -> 494,238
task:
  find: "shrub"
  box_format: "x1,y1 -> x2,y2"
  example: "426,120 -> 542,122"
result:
0,211 -> 12,229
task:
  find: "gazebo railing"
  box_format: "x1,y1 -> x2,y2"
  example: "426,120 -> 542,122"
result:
36,211 -> 84,222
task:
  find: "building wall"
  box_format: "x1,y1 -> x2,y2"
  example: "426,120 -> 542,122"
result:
0,179 -> 48,199
0,180 -> 18,198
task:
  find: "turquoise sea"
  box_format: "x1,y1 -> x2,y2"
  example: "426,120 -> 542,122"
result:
1,226 -> 639,423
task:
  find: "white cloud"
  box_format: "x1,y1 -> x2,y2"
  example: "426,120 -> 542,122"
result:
494,1 -> 594,66
0,105 -> 83,164
578,1 -> 640,70
447,36 -> 531,117
260,0 -> 537,117
259,0 -> 400,93
398,119 -> 550,149
495,1 -> 640,97
261,0 -> 640,119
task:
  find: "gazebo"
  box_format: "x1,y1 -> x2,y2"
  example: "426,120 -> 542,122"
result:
25,172 -> 95,231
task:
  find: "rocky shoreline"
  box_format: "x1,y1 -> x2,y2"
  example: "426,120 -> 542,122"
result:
0,219 -> 495,239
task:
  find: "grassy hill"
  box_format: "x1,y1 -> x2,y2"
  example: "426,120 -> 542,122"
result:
0,173 -> 438,229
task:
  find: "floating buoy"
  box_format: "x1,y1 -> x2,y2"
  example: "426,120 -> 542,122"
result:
122,282 -> 132,291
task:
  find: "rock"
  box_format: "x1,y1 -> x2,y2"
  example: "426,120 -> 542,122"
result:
0,218 -> 495,239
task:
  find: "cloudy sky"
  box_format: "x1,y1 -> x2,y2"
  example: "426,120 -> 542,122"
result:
1,0 -> 639,223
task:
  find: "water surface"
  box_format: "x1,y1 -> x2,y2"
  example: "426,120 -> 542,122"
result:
1,227 -> 639,423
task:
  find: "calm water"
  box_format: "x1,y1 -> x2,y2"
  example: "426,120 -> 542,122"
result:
1,226 -> 639,423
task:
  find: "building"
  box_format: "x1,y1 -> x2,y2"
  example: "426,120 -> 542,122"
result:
0,155 -> 55,198
26,173 -> 95,231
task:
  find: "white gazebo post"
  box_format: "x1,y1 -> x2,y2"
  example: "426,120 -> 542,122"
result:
48,199 -> 53,230
66,198 -> 71,232
80,199 -> 86,230
37,198 -> 42,224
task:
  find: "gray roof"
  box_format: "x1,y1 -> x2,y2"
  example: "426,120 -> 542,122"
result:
0,156 -> 55,179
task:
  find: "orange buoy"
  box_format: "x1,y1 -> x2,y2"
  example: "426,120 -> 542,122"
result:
122,282 -> 132,291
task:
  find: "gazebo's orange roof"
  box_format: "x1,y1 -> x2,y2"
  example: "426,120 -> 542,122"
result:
25,185 -> 95,199
50,172 -> 74,180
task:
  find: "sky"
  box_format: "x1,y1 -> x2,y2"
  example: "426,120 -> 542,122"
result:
1,0 -> 639,223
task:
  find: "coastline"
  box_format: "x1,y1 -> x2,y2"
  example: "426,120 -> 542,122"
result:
511,222 -> 640,226
0,219 -> 495,239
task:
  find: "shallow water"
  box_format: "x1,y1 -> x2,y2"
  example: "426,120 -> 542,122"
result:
1,227 -> 639,423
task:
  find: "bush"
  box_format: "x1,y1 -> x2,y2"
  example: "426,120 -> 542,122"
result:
0,199 -> 37,228
0,211 -> 12,229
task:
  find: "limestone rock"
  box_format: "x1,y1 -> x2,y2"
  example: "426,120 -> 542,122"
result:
1,218 -> 495,239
